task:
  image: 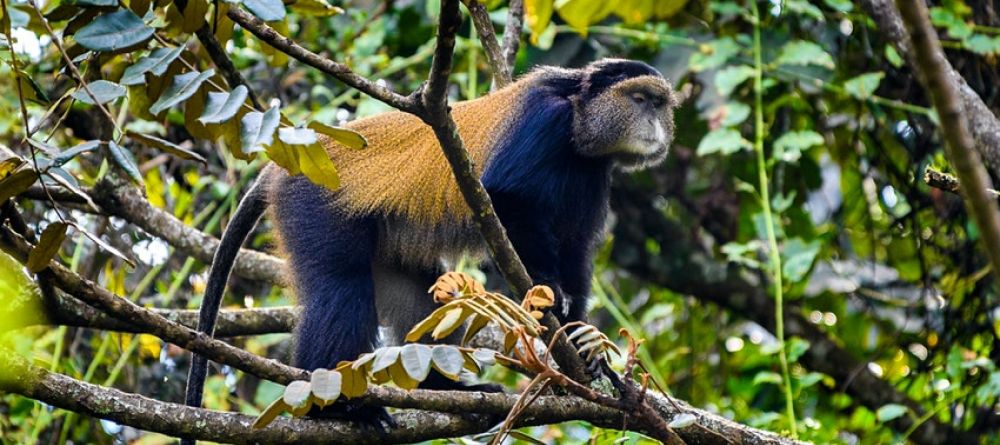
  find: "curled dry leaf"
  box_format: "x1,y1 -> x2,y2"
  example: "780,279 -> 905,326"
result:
523,285 -> 555,311
428,271 -> 486,303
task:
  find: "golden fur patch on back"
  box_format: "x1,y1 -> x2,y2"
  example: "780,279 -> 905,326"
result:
324,81 -> 527,224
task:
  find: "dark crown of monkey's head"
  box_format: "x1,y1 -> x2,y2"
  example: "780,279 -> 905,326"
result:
568,58 -> 677,171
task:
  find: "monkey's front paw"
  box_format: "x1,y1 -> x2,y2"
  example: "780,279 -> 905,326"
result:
308,402 -> 397,431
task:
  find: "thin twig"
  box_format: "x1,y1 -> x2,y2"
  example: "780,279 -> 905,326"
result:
461,0 -> 512,87
895,1 -> 1000,280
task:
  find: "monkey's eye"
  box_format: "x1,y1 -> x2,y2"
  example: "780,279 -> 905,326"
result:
630,93 -> 646,105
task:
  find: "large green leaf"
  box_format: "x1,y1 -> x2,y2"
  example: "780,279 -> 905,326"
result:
696,128 -> 750,156
74,9 -> 153,52
120,46 -> 185,86
307,121 -> 367,149
72,80 -> 126,105
774,40 -> 834,69
107,141 -> 143,185
149,69 -> 214,115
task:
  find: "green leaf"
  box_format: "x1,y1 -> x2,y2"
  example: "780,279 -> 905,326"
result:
929,7 -> 972,39
74,9 -> 154,52
555,0 -> 614,34
430,345 -> 464,380
823,0 -> 852,12
307,121 -> 367,149
696,128 -> 750,156
297,142 -> 340,191
782,238 -> 821,282
784,0 -> 823,21
843,72 -> 884,100
714,65 -> 755,97
27,222 -> 69,273
0,169 -> 37,204
876,404 -> 909,423
107,141 -> 143,185
786,337 -> 811,362
199,85 -> 248,124
688,37 -> 739,72
775,40 -> 834,69
127,131 -> 207,164
241,106 -> 281,154
244,0 -> 286,21
400,344 -> 432,382
149,69 -> 214,115
720,102 -> 751,127
120,46 -> 185,86
773,130 -> 824,163
72,80 -> 126,105
965,34 -> 1000,55
885,45 -> 903,68
524,0 -> 554,44
752,371 -> 783,386
289,0 -> 343,16
53,140 -> 100,167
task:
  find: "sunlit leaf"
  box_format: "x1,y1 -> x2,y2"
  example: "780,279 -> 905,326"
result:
688,37 -> 739,72
371,346 -> 400,374
307,121 -> 367,149
289,0 -> 343,16
524,0 -> 553,44
252,398 -> 289,429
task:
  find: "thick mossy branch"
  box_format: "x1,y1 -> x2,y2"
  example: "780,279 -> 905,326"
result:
0,350 -> 803,445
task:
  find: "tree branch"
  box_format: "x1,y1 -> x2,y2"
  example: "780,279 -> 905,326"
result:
89,179 -> 286,285
0,225 -> 308,385
24,289 -> 297,337
0,350 -> 802,444
862,0 -> 1000,179
414,0 -> 590,384
501,0 -> 523,71
226,7 -> 417,113
892,0 -> 1000,292
461,0 -> 512,87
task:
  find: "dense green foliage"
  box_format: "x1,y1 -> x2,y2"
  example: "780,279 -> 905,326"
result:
1,0 -> 999,443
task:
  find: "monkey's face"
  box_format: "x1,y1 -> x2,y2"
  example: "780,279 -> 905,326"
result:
572,74 -> 676,171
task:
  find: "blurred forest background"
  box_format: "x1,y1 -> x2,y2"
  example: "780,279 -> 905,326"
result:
1,0 -> 1000,444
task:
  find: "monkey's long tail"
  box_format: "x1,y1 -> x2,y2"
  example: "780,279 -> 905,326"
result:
181,180 -> 267,445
